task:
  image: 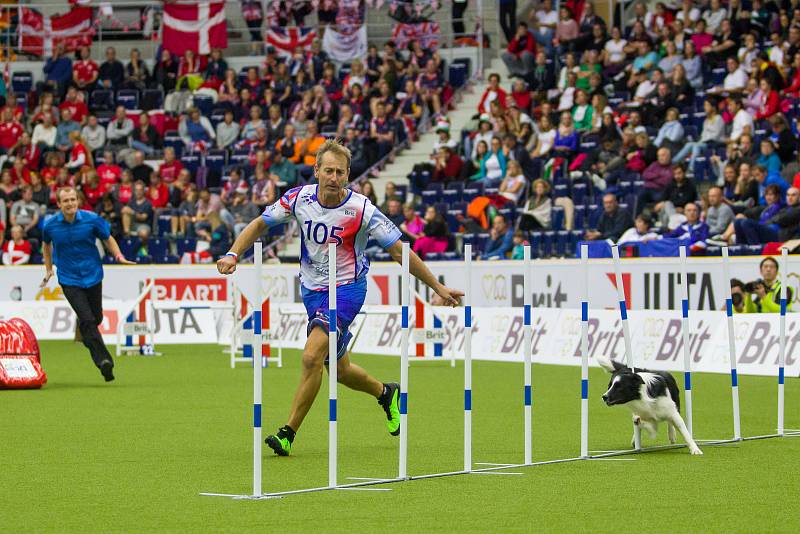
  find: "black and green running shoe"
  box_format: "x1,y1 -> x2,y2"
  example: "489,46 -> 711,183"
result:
378,382 -> 401,436
265,425 -> 294,456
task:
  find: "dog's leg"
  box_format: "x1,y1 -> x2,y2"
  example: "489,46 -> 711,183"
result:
631,415 -> 641,447
669,410 -> 702,455
668,422 -> 676,444
645,420 -> 658,440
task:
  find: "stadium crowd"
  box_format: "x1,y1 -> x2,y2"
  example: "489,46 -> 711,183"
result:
394,0 -> 800,260
0,7 -> 461,265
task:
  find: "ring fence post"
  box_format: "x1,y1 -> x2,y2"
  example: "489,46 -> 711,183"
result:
252,241 -> 263,497
328,243 -> 338,488
611,244 -> 640,449
464,244 -> 473,473
523,245 -> 533,465
679,246 -> 693,436
778,247 -> 788,436
400,242 -> 410,479
580,244 -> 589,459
721,247 -> 742,441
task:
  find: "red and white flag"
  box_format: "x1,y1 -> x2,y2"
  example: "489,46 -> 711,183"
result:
18,6 -> 94,57
162,1 -> 227,56
266,26 -> 317,57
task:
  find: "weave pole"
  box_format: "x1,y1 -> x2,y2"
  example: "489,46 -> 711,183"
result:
464,244 -> 473,473
252,241 -> 263,496
721,247 -> 742,440
399,242 -> 410,479
328,243 -> 338,488
610,245 -> 641,449
579,244 -> 589,459
523,245 -> 533,465
778,247 -> 788,436
678,246 -> 694,436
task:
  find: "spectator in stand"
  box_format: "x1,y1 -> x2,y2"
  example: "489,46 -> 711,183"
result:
32,112 -> 57,150
269,149 -> 297,187
205,48 -> 228,81
705,186 -> 736,242
196,211 -> 230,259
10,186 -> 40,240
30,174 -> 49,207
55,109 -> 80,153
554,5 -> 579,54
42,43 -> 72,97
98,47 -> 124,90
503,22 -> 537,78
123,48 -> 150,91
412,206 -> 449,259
653,163 -> 698,227
673,99 -> 725,168
147,172 -> 170,214
344,127 -> 368,179
758,139 -> 783,175
726,99 -> 754,145
660,202 -> 708,249
107,105 -> 134,149
518,179 -> 552,231
653,107 -> 684,154
95,193 -> 122,239
97,150 -> 122,190
755,78 -> 781,120
229,183 -> 260,238
130,114 -> 161,155
154,49 -> 178,94
498,160 -> 526,204
2,225 -> 31,265
480,136 -> 507,186
398,203 -> 424,244
80,170 -> 104,210
81,114 -> 106,152
638,147 -> 675,214
113,169 -> 134,206
60,87 -> 89,125
0,108 -> 23,155
179,108 -> 215,151
416,59 -> 443,116
250,167 -> 275,210
214,109 -> 239,150
121,181 -> 154,235
66,132 -> 92,174
369,102 -> 395,161
585,193 -> 633,242
173,186 -> 198,237
130,151 -> 153,183
432,146 -> 464,184
296,120 -> 325,177
553,111 -> 578,155
242,0 -> 265,54
769,114 -> 797,165
481,214 -> 514,260
618,214 -> 659,244
276,123 -> 300,163
478,73 -> 507,115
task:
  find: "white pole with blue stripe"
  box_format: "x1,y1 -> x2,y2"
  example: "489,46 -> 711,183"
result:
252,241 -> 263,497
721,247 -> 742,440
580,244 -> 589,459
399,242 -> 410,479
523,244 -> 533,465
611,244 -> 640,449
464,244 -> 473,473
328,243 -> 338,488
679,245 -> 693,436
778,247 -> 788,436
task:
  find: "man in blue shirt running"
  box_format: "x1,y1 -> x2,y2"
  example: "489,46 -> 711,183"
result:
42,187 -> 135,382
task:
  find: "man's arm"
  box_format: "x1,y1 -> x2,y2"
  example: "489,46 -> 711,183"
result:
102,236 -> 136,264
41,241 -> 54,287
217,217 -> 268,274
385,239 -> 463,306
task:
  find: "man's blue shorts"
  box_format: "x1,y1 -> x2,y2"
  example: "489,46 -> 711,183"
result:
301,277 -> 367,360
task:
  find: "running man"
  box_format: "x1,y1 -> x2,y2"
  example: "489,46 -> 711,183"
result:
217,139 -> 463,456
41,187 -> 135,381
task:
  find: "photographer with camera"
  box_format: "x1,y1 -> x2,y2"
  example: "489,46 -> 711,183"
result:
730,256 -> 794,313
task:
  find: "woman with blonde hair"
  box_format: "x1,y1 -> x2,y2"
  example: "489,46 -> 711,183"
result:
519,179 -> 552,231
66,131 -> 93,174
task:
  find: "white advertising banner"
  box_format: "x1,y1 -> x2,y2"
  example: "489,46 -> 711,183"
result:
1,256 -> 798,312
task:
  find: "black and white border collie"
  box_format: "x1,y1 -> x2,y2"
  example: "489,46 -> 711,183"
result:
597,355 -> 702,455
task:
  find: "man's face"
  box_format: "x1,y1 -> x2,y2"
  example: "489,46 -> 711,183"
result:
762,260 -> 778,281
57,189 -> 79,216
709,188 -> 722,206
603,194 -> 617,213
684,203 -> 699,223
315,151 -> 349,195
23,188 -> 32,201
388,200 -> 401,215
307,121 -> 318,136
740,137 -> 752,152
788,189 -> 800,206
134,183 -> 145,198
106,47 -> 115,61
657,148 -> 671,166
492,216 -> 506,233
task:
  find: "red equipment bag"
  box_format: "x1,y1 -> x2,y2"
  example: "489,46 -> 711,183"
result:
0,318 -> 47,389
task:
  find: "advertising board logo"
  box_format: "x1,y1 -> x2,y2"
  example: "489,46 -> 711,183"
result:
482,274 -> 507,301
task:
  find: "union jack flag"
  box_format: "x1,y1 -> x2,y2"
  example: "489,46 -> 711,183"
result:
266,26 -> 317,58
391,22 -> 440,49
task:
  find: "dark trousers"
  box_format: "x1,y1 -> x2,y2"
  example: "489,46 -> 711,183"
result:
499,1 -> 516,43
636,188 -> 664,215
452,1 -> 468,36
734,218 -> 779,245
61,282 -> 114,368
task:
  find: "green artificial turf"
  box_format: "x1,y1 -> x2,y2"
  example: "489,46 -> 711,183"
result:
3,341 -> 799,532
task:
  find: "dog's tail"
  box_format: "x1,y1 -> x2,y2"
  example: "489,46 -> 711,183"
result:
596,354 -> 625,373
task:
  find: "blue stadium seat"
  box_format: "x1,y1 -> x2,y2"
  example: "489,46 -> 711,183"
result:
204,150 -> 227,173
148,238 -> 168,259
136,255 -> 153,264
209,108 -> 227,128
540,231 -> 555,258
554,231 -> 570,257
90,90 -> 115,111
588,204 -> 602,228
193,95 -> 214,117
553,184 -> 568,198
181,155 -> 201,176
155,254 -> 180,264
120,237 -> 140,259
462,187 -> 480,202
442,189 -> 460,204
11,71 -> 33,93
421,189 -> 440,205
571,183 -> 587,205
448,63 -> 467,88
156,215 -> 171,236
116,89 -> 139,110
442,251 -> 460,260
14,93 -> 28,112
551,206 -> 565,231
141,89 -> 164,110
425,252 -> 442,261
176,238 -> 197,256
573,208 -> 585,230
229,151 -> 250,167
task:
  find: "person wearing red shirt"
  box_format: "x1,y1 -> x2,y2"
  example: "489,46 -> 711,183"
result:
3,93 -> 26,122
97,150 -> 123,191
756,78 -> 781,120
81,171 -> 105,209
478,73 -> 508,114
73,46 -> 99,91
12,133 -> 41,171
66,132 -> 91,173
40,153 -> 62,186
147,173 -> 170,209
49,170 -> 75,206
432,146 -> 464,183
115,170 -> 134,205
10,159 -> 31,186
502,22 -> 537,78
2,225 -> 32,265
158,146 -> 184,184
59,86 -> 89,125
510,78 -> 532,112
0,108 -> 24,154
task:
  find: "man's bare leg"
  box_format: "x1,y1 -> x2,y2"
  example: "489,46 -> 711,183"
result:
334,353 -> 383,397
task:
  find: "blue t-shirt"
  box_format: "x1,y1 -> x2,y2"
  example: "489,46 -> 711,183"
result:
42,210 -> 111,288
